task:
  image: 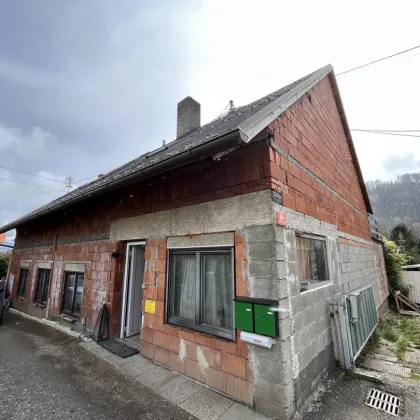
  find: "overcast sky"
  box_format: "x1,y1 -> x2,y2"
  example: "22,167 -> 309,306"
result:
1,0 -> 419,241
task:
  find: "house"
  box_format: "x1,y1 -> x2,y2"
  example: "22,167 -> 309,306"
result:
0,65 -> 389,419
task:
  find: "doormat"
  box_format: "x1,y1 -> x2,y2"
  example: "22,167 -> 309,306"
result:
99,338 -> 139,358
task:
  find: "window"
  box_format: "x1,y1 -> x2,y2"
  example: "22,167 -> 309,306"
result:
296,234 -> 329,291
167,248 -> 234,340
62,271 -> 84,318
17,268 -> 29,297
34,269 -> 51,304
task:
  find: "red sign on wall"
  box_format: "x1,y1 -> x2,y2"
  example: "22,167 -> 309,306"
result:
276,212 -> 286,226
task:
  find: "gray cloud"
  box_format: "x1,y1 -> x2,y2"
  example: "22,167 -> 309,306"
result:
0,0 -> 203,230
382,153 -> 420,175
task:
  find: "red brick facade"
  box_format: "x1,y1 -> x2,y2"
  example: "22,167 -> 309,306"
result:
266,76 -> 370,240
9,239 -> 124,334
140,233 -> 252,404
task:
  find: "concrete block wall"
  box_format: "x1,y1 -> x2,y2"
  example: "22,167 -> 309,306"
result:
282,228 -> 340,411
273,199 -> 389,415
337,238 -> 380,306
243,224 -> 296,419
373,240 -> 389,305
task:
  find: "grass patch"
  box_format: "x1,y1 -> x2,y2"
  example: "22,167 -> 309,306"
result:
376,314 -> 420,359
411,372 -> 420,380
382,326 -> 398,342
364,329 -> 380,354
395,337 -> 409,360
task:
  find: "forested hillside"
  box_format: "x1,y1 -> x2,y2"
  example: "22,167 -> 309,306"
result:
367,173 -> 420,237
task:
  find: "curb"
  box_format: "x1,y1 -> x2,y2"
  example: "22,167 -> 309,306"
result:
9,308 -> 92,342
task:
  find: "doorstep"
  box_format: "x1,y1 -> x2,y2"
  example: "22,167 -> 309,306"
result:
80,340 -> 269,420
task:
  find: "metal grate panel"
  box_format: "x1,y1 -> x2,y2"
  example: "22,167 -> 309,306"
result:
366,388 -> 401,416
347,286 -> 378,361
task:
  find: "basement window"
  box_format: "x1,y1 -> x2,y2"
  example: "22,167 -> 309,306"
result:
17,268 -> 29,297
167,248 -> 234,340
296,233 -> 329,292
35,268 -> 51,305
62,271 -> 84,319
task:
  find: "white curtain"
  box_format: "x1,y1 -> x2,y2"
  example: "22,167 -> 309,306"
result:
202,254 -> 233,329
173,255 -> 196,320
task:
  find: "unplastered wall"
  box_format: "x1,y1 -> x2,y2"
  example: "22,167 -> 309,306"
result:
272,200 -> 388,412
8,246 -> 54,318
110,190 -> 275,406
337,238 -> 380,306
9,238 -> 124,334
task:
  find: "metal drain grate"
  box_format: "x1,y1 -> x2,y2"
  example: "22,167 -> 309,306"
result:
366,388 -> 401,416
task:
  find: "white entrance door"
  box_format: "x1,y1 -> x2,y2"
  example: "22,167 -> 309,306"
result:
121,243 -> 145,338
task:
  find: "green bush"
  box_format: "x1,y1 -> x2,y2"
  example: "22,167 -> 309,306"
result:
383,238 -> 410,295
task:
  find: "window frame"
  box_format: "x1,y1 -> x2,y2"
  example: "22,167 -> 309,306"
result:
166,247 -> 235,340
61,271 -> 85,319
34,268 -> 51,305
296,232 -> 330,292
17,268 -> 29,297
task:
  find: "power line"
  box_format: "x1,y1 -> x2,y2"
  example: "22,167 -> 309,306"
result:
73,174 -> 99,184
0,165 -> 64,183
336,44 -> 420,76
0,176 -> 64,192
73,165 -> 120,185
351,129 -> 420,138
353,129 -> 420,133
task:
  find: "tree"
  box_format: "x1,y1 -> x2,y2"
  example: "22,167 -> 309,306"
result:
390,223 -> 420,264
0,251 -> 10,278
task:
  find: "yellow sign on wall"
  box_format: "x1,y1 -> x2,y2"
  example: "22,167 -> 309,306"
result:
145,299 -> 156,314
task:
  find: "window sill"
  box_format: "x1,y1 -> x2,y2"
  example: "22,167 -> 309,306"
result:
167,318 -> 235,341
300,281 -> 332,295
59,313 -> 79,323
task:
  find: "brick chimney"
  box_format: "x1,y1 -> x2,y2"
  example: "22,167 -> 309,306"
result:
177,96 -> 200,139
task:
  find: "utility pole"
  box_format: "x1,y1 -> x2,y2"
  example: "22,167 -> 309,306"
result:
65,176 -> 74,193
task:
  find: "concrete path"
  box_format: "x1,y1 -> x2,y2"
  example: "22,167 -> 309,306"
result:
81,337 -> 268,420
0,310 -> 268,420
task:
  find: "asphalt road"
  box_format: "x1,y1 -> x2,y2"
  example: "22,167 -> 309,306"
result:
0,312 -> 194,420
302,371 -> 420,420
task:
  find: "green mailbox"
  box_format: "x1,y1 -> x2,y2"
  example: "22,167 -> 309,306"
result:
234,300 -> 254,332
234,297 -> 278,337
254,304 -> 277,337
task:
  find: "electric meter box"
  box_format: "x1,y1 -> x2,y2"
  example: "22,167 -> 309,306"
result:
233,297 -> 278,337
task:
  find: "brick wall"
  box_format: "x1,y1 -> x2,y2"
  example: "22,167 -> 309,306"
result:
266,76 -> 371,240
15,140 -> 270,248
140,234 -> 252,405
10,139 -> 269,336
9,239 -> 124,333
9,245 -> 54,318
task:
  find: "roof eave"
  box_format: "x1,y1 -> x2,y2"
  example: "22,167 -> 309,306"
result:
327,72 -> 373,214
238,65 -> 333,143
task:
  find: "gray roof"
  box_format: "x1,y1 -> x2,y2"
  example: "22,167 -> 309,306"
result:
0,64 -> 372,233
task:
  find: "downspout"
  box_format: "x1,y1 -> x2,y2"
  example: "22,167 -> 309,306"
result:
45,233 -> 58,320
4,246 -> 13,297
